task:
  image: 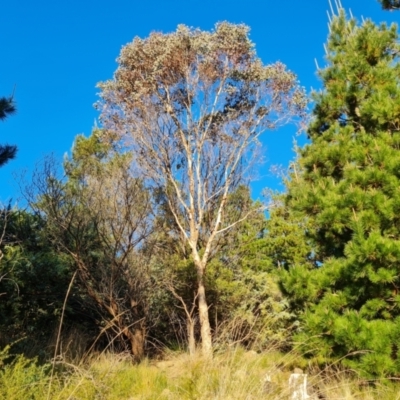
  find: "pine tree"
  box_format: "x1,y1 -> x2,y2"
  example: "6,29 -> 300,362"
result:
0,96 -> 17,167
379,0 -> 400,10
283,10 -> 400,376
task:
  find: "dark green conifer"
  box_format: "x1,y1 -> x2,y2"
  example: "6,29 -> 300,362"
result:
282,10 -> 400,376
0,96 -> 17,167
379,0 -> 400,10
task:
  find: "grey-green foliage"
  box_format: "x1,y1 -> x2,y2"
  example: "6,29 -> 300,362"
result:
29,131 -> 155,360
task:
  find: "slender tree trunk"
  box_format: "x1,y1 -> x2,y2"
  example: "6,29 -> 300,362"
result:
187,318 -> 196,356
196,265 -> 212,357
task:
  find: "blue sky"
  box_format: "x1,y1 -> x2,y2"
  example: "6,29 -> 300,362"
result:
0,0 -> 397,203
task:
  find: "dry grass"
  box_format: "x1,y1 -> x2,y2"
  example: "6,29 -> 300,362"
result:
1,344 -> 400,399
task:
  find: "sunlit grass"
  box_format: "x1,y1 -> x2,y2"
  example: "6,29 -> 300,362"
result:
1,344 -> 400,399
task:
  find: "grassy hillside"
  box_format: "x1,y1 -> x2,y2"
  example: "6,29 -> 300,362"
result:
1,345 -> 399,399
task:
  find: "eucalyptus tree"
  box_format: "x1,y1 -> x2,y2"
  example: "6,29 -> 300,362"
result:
98,22 -> 306,355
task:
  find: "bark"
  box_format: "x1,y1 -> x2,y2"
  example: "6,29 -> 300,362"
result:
167,282 -> 197,356
196,263 -> 212,357
126,326 -> 145,362
79,266 -> 146,361
97,23 -> 306,359
187,318 -> 196,356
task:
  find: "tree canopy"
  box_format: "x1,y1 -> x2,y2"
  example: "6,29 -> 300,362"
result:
280,9 -> 400,376
97,22 -> 306,355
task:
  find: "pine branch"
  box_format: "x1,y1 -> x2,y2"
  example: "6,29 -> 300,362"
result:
0,97 -> 16,121
0,145 -> 17,167
379,0 -> 400,10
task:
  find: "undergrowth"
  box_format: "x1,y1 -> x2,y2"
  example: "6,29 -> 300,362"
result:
1,345 -> 400,399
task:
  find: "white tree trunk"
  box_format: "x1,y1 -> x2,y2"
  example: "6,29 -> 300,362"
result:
187,317 -> 196,356
196,267 -> 212,357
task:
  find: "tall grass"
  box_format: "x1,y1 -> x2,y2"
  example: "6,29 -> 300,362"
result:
2,343 -> 400,399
